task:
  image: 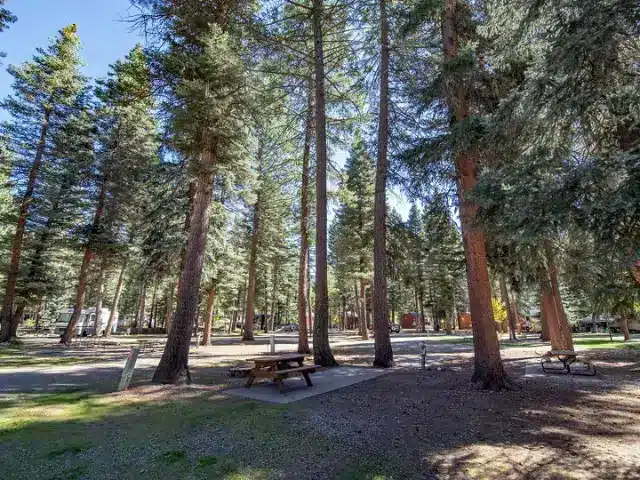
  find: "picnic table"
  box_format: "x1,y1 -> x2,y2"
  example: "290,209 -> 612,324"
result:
540,350 -> 596,376
244,353 -> 320,393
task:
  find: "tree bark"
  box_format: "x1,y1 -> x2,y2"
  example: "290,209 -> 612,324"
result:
61,173 -> 108,345
10,304 -> 24,339
441,0 -> 512,389
354,282 -> 362,335
152,147 -> 217,384
202,282 -> 215,346
243,189 -> 261,341
105,259 -> 127,337
149,276 -> 158,329
94,259 -> 107,336
270,263 -> 278,331
0,108 -> 51,343
544,242 -> 574,350
297,75 -> 313,354
138,281 -> 147,330
34,297 -> 44,331
358,280 -> 368,339
176,180 -> 197,299
418,288 -> 426,332
620,317 -> 631,341
374,0 -> 395,364
538,259 -> 573,350
499,275 -> 516,341
307,248 -> 313,331
312,0 -> 338,367
165,281 -> 176,334
447,303 -> 456,335
539,295 -> 550,341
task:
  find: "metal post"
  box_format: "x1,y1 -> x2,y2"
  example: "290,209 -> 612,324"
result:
270,334 -> 276,354
419,341 -> 427,370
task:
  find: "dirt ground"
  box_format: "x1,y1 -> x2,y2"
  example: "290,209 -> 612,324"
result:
1,332 -> 639,479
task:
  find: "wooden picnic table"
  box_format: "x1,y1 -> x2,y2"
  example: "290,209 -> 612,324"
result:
244,353 -> 320,393
540,349 -> 596,376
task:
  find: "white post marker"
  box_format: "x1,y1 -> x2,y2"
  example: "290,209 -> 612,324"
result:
270,334 -> 276,354
118,347 -> 140,391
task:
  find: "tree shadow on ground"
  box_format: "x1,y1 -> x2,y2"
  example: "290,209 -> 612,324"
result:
2,342 -> 639,479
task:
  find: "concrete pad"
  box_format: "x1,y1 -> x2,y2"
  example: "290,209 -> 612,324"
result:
224,366 -> 389,404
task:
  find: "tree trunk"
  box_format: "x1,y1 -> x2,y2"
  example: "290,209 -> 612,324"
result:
499,275 -> 516,341
539,273 -> 572,350
312,0 -> 338,367
540,242 -> 574,351
270,263 -> 278,331
353,283 -> 362,335
373,6 -> 394,364
0,108 -> 51,343
152,147 -> 217,384
447,303 -> 456,335
149,277 -> 158,329
61,173 -> 108,345
441,0 -> 512,390
176,180 -> 197,300
358,280 -> 368,339
34,296 -> 44,331
418,288 -> 426,332
297,75 -> 313,354
243,189 -> 261,341
138,281 -> 147,330
202,283 -> 215,346
165,281 -> 176,334
620,317 -> 631,341
10,304 -> 24,339
94,259 -> 107,336
105,259 -> 127,337
307,248 -> 313,331
539,295 -> 550,341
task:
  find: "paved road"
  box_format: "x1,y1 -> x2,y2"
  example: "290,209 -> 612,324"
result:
0,331 -> 515,395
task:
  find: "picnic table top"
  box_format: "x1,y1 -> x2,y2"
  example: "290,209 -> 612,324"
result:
547,350 -> 577,356
245,353 -> 307,363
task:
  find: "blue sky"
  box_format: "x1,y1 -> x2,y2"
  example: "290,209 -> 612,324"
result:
0,0 -> 142,120
0,0 -> 411,218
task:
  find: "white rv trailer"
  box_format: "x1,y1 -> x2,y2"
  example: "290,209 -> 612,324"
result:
55,308 -> 117,336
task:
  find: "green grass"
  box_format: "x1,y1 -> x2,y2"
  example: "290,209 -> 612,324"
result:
573,338 -> 640,350
0,348 -> 96,369
158,450 -> 187,465
0,389 -> 315,480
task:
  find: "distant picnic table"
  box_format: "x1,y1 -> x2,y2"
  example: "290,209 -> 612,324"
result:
244,353 -> 320,393
540,350 -> 596,376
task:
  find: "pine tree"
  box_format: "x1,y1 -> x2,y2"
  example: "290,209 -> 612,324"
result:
0,25 -> 85,342
16,97 -> 95,331
372,0 -> 394,368
0,0 -> 16,60
331,133 -> 376,339
61,45 -> 158,344
133,0 -> 253,382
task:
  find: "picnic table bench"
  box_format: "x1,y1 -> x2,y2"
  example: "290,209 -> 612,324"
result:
540,350 -> 596,376
244,353 -> 320,393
